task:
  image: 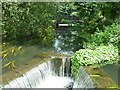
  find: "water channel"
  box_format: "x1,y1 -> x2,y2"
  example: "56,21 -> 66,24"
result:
2,28 -> 81,74
1,27 -> 86,89
1,27 -> 119,89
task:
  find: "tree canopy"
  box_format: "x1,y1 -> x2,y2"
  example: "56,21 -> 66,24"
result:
2,2 -> 56,45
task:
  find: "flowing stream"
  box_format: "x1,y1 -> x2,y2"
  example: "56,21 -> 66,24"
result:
1,57 -> 95,89
1,28 -> 96,89
2,57 -> 74,88
1,27 -> 118,89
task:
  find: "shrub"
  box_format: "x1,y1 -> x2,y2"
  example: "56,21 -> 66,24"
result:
71,44 -> 118,79
84,22 -> 118,49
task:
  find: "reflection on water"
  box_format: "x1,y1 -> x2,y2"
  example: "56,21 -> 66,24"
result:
1,28 -> 119,88
101,63 -> 119,84
2,28 -> 82,74
54,29 -> 84,53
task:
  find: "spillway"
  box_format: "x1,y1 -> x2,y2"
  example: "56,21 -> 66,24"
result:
1,57 -> 95,89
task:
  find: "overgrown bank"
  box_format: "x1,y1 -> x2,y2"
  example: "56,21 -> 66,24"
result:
71,45 -> 118,79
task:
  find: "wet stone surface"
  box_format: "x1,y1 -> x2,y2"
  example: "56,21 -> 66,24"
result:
83,64 -> 118,88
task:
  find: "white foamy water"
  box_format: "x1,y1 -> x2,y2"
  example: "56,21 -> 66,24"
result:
1,57 -> 95,89
36,76 -> 73,88
1,57 -> 73,89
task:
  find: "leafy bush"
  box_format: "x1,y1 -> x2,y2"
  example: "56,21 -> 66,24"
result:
67,2 -> 119,50
71,45 -> 118,79
83,22 -> 119,49
2,2 -> 55,45
2,44 -> 24,71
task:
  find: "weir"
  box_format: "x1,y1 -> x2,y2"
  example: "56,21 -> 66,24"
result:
1,22 -> 97,89
73,66 -> 95,88
1,24 -> 95,89
1,57 -> 95,89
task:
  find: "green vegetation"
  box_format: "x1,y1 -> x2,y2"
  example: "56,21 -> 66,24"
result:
56,2 -> 119,49
1,2 -> 120,86
71,45 -> 118,79
83,22 -> 119,49
2,2 -> 57,73
67,2 -> 119,47
68,2 -> 120,79
2,2 -> 55,45
2,43 -> 24,71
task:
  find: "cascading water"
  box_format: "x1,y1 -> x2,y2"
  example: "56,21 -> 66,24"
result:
73,66 -> 95,88
62,57 -> 66,76
2,57 -> 73,89
1,56 -> 95,89
54,38 -> 61,52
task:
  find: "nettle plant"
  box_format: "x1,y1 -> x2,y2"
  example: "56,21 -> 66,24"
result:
71,44 -> 118,79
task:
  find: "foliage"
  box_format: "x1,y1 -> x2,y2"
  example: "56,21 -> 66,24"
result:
56,3 -> 119,79
2,61 -> 16,71
2,46 -> 23,59
2,2 -> 55,45
1,43 -> 24,71
67,2 -> 119,49
71,45 -> 118,79
83,22 -> 119,49
72,2 -> 120,30
56,2 -> 74,20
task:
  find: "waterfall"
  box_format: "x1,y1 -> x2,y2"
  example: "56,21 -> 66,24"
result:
54,38 -> 61,51
62,57 -> 66,76
73,66 -> 95,88
3,62 -> 51,88
1,57 -> 96,89
65,58 -> 72,77
1,57 -> 73,88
